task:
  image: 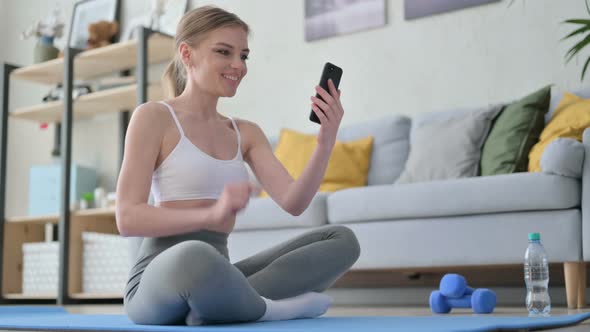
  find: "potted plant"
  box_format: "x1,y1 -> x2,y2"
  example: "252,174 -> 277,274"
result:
562,0 -> 590,81
20,5 -> 65,63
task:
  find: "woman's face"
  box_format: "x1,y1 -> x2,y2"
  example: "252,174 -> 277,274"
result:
182,26 -> 249,97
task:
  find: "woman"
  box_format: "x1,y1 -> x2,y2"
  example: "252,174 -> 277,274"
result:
116,5 -> 360,326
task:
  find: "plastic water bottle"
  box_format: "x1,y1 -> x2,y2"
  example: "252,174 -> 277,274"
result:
524,232 -> 551,316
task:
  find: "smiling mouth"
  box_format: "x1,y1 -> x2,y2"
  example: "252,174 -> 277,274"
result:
222,74 -> 239,81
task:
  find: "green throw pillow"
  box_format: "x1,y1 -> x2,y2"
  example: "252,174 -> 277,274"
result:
480,85 -> 551,175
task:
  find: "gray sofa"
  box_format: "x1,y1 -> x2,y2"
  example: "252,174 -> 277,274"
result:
228,87 -> 589,309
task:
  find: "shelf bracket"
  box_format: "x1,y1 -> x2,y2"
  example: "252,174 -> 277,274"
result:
136,26 -> 155,105
57,47 -> 83,306
0,63 -> 18,304
120,26 -> 155,172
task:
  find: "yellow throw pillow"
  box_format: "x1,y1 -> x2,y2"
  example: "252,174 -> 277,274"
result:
528,92 -> 590,172
259,128 -> 374,197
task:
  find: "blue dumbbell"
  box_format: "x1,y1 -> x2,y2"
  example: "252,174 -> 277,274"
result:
440,273 -> 474,298
429,289 -> 497,314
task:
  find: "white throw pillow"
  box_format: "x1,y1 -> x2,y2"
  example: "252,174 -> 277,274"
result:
395,104 -> 503,184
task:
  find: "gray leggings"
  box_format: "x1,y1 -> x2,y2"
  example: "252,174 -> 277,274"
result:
123,225 -> 360,325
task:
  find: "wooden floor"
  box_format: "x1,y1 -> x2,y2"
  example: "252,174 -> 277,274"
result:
0,305 -> 586,331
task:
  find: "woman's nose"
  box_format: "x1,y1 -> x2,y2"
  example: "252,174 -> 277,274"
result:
231,58 -> 246,71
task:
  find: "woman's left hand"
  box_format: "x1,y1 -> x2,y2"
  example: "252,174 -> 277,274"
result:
310,79 -> 343,149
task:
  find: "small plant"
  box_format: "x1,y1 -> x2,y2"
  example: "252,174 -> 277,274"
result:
82,192 -> 94,203
20,4 -> 65,41
562,0 -> 590,81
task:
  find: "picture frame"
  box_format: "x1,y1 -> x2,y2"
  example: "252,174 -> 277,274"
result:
67,0 -> 121,50
155,0 -> 188,37
304,0 -> 386,42
404,0 -> 500,20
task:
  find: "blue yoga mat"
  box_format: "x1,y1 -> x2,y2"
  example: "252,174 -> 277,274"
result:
0,306 -> 589,331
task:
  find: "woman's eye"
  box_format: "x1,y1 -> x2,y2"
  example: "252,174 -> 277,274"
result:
217,49 -> 229,55
241,54 -> 249,61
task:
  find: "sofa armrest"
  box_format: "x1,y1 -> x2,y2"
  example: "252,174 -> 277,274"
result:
541,138 -> 585,178
582,128 -> 590,260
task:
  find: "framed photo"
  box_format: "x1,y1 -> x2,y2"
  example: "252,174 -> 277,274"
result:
305,0 -> 386,42
405,0 -> 500,20
67,0 -> 120,50
156,0 -> 188,36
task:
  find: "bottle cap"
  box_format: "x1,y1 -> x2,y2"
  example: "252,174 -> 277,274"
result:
528,233 -> 540,241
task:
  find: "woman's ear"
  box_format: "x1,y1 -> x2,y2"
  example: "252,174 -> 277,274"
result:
179,42 -> 192,66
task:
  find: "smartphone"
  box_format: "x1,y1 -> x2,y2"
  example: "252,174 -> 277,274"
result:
309,62 -> 343,124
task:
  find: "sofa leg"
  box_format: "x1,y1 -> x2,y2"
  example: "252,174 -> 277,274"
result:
578,262 -> 587,309
564,262 -> 580,309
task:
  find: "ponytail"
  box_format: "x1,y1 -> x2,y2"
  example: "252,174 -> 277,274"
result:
162,55 -> 186,98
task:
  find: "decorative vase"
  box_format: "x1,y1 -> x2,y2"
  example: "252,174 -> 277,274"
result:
33,35 -> 59,63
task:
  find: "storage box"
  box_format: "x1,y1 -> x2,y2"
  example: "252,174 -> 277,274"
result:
28,164 -> 97,216
22,241 -> 59,295
82,232 -> 130,294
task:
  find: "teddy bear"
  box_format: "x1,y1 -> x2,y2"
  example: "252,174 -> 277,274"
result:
57,20 -> 119,58
86,20 -> 119,50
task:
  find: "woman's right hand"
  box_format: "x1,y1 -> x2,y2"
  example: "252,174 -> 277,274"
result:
209,182 -> 256,230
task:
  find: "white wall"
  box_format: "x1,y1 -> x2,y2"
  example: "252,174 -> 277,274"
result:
0,0 -> 587,217
211,0 -> 588,130
1,1 -> 124,217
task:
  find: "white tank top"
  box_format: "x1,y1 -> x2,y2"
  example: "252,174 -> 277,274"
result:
150,101 -> 249,204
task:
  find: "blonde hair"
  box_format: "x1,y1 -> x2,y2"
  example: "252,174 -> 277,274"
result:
162,6 -> 249,98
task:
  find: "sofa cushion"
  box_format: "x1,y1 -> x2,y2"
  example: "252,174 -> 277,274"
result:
228,210 -> 582,268
235,192 -> 328,231
541,138 -> 585,178
260,129 -> 373,196
529,92 -> 590,172
341,210 -> 582,269
396,104 -> 503,184
327,173 -> 580,224
480,86 -> 551,176
259,115 -> 411,187
549,86 -> 590,122
336,115 -> 411,185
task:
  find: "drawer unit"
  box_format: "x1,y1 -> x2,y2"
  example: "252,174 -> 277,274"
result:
28,164 -> 97,216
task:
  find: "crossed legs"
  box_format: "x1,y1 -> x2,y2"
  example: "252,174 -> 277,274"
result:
124,225 -> 360,325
